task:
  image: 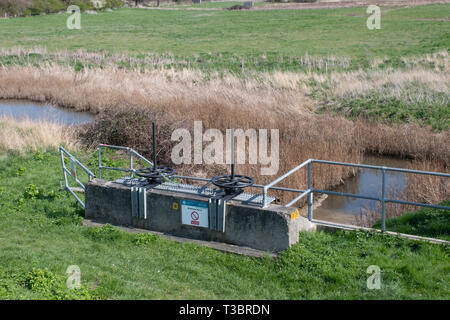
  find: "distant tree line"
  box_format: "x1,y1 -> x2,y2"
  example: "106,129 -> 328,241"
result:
0,0 -> 123,17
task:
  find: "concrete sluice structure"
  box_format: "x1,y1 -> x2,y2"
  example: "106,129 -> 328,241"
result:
85,178 -> 316,253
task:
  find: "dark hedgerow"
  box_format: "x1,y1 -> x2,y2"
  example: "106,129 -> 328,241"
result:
0,0 -> 123,17
78,105 -> 187,166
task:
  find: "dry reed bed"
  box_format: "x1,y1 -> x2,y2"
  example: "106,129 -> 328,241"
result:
355,123 -> 449,162
0,62 -> 448,207
0,116 -> 78,152
0,63 -> 447,157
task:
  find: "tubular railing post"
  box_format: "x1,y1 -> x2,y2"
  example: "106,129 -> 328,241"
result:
98,145 -> 102,179
59,146 -> 95,209
308,161 -> 313,221
59,147 -> 69,190
130,149 -> 134,178
381,167 -> 386,232
262,186 -> 268,208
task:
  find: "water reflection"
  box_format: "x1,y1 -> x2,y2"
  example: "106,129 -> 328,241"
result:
0,100 -> 94,125
314,155 -> 410,225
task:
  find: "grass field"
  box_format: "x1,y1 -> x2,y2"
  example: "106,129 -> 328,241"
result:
0,3 -> 449,300
0,148 -> 449,299
0,5 -> 449,63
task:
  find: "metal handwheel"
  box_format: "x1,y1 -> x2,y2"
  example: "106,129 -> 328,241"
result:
211,174 -> 254,192
135,166 -> 175,182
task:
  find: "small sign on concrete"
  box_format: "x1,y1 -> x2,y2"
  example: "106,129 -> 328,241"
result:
181,200 -> 209,228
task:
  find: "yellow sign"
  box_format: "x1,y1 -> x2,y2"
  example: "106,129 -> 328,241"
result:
172,202 -> 179,210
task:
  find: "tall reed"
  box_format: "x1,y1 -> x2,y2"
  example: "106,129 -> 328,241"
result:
0,116 -> 78,153
0,60 -> 447,207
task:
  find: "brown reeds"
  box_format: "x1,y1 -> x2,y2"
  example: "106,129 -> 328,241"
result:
0,56 -> 448,208
0,116 -> 78,153
354,122 -> 449,164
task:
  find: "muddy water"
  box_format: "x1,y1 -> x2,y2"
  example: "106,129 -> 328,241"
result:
0,100 -> 94,125
313,155 -> 411,225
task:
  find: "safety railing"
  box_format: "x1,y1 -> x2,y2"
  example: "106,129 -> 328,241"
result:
94,144 -> 450,232
59,146 -> 95,209
98,144 -> 307,195
98,144 -> 153,179
263,159 -> 450,231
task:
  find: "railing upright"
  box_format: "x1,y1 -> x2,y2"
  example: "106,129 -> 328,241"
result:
98,145 -> 102,179
264,158 -> 450,230
308,161 -> 313,221
381,167 -> 386,231
98,144 -> 153,180
59,146 -> 95,209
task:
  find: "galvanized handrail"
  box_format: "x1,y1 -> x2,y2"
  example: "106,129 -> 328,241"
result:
262,159 -> 312,208
265,159 -> 450,231
98,145 -> 309,194
59,146 -> 95,209
94,144 -> 450,232
98,144 -> 153,179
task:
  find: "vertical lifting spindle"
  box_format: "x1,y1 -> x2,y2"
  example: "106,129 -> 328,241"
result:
134,121 -> 175,183
152,122 -> 157,171
230,128 -> 235,180
129,149 -> 134,178
210,127 -> 254,198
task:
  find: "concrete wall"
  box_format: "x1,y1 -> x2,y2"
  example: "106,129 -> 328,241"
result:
85,179 -> 316,252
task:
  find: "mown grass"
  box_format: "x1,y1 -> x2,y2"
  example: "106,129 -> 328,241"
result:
0,149 -> 449,299
374,201 -> 450,241
0,4 -> 449,70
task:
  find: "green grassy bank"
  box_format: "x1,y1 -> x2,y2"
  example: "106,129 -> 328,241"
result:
0,149 -> 449,299
375,202 -> 450,241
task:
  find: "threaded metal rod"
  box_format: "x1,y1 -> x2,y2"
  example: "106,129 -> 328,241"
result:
152,122 -> 157,171
231,128 -> 235,180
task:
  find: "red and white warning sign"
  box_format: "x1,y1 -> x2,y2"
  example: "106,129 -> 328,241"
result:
181,200 -> 209,228
190,211 -> 200,225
